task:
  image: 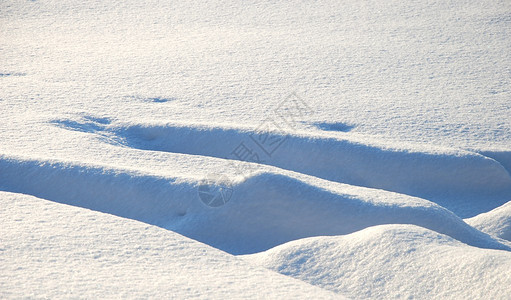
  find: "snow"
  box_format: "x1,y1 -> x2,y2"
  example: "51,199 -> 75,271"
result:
467,201 -> 511,242
115,121 -> 511,217
243,224 -> 511,299
0,191 -> 340,299
1,154 -> 509,256
1,0 -> 511,298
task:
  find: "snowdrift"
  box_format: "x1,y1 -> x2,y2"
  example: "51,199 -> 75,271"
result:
1,154 -> 508,254
466,201 -> 511,242
2,0 -> 511,297
244,224 -> 511,299
56,119 -> 511,218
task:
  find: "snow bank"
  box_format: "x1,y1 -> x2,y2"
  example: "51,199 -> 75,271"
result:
466,201 -> 511,242
244,224 -> 511,299
0,191 -> 340,298
1,154 -> 508,255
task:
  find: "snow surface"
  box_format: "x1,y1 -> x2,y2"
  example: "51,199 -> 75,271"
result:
1,153 -> 509,255
0,192 -> 340,299
1,0 -> 511,298
467,201 -> 511,242
244,224 -> 511,299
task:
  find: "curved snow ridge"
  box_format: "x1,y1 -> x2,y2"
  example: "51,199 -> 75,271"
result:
0,155 -> 508,255
113,122 -> 511,217
466,201 -> 511,242
243,224 -> 511,299
0,155 -> 196,227
478,150 -> 511,178
204,172 -> 510,254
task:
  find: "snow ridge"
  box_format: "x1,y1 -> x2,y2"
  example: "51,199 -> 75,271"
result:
53,118 -> 511,217
0,154 -> 509,254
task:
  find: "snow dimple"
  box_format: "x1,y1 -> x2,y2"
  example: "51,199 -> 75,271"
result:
313,122 -> 355,132
51,116 -> 112,133
0,72 -> 26,77
125,95 -> 176,103
83,116 -> 112,125
51,119 -> 107,133
51,118 -> 511,217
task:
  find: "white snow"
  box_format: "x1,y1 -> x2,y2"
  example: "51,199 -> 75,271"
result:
1,153 -> 509,255
1,0 -> 511,298
244,224 -> 511,299
0,191 -> 340,299
467,201 -> 511,242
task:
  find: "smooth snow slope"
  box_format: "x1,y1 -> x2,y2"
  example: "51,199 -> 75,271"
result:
244,224 -> 511,299
0,192 -> 341,299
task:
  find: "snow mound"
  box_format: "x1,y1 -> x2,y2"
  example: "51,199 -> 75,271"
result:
244,224 -> 511,299
0,191 -> 340,299
1,154 -> 508,254
466,201 -> 511,242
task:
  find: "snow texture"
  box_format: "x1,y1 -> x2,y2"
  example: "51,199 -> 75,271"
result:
1,0 -> 511,298
0,192 -> 340,299
244,224 -> 511,299
467,201 -> 511,242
